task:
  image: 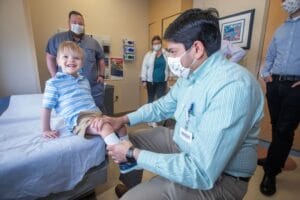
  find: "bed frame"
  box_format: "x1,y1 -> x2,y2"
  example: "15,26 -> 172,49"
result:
39,159 -> 108,200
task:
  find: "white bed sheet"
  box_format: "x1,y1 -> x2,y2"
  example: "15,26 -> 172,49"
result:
0,94 -> 106,200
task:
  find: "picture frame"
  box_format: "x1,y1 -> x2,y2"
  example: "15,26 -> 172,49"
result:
110,57 -> 124,80
219,9 -> 255,49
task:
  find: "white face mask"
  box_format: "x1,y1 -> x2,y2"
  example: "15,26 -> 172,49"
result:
71,23 -> 84,35
282,0 -> 300,14
167,51 -> 192,78
152,44 -> 162,51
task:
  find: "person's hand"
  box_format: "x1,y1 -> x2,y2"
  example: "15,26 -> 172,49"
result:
142,81 -> 147,88
262,75 -> 273,83
99,116 -> 128,131
97,76 -> 104,83
43,130 -> 59,138
291,81 -> 300,88
90,117 -> 104,133
90,118 -> 114,138
168,76 -> 173,81
107,140 -> 132,163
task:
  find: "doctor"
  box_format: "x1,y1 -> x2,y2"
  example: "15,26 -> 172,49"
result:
103,8 -> 264,200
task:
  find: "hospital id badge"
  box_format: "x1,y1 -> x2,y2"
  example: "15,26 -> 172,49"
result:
179,127 -> 193,144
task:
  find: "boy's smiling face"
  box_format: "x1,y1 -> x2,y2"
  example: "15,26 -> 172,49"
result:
57,50 -> 82,76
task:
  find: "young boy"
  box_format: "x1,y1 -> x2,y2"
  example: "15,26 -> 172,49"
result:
42,41 -> 136,173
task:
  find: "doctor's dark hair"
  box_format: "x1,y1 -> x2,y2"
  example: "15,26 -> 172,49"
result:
68,10 -> 83,19
164,8 -> 221,57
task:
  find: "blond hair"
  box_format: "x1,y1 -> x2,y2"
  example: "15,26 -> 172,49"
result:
57,41 -> 84,59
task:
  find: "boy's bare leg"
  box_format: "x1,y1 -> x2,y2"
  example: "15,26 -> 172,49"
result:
87,118 -> 137,175
87,120 -> 120,145
87,121 -> 112,137
116,125 -> 128,140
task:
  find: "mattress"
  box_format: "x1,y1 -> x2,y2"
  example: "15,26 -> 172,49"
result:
0,94 -> 106,200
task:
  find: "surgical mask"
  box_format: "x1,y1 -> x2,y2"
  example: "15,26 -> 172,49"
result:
71,23 -> 84,35
282,0 -> 300,14
167,51 -> 192,78
152,44 -> 162,51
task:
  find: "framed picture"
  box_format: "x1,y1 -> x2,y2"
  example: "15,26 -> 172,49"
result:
110,57 -> 124,80
219,9 -> 255,49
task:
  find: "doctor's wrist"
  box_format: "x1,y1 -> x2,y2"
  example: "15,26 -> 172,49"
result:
133,148 -> 140,160
120,115 -> 130,125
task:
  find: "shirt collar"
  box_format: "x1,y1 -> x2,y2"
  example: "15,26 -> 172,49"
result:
56,72 -> 84,81
187,51 -> 223,84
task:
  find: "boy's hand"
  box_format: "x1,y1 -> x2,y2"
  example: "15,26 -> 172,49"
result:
43,130 -> 59,138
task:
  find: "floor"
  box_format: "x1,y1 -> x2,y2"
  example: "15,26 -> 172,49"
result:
92,123 -> 300,200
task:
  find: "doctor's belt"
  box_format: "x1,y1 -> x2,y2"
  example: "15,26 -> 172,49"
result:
223,173 -> 251,183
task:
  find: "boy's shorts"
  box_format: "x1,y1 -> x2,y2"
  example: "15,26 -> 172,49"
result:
73,111 -> 102,137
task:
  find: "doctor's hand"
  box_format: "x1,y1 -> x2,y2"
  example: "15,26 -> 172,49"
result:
43,130 -> 59,138
107,140 -> 132,163
99,115 -> 129,131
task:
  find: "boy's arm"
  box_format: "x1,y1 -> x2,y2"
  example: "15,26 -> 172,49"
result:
42,107 -> 59,138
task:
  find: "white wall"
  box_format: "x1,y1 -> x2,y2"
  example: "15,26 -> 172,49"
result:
0,0 -> 40,97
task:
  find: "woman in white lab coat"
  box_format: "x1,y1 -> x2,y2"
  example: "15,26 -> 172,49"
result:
140,35 -> 169,127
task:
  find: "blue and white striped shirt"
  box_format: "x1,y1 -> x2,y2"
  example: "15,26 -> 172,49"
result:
128,52 -> 264,189
43,72 -> 100,130
261,16 -> 300,77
